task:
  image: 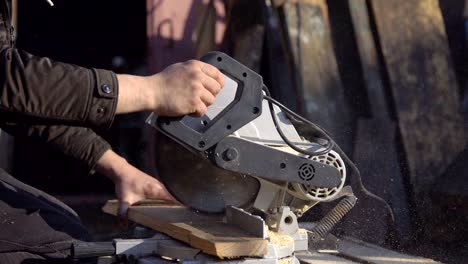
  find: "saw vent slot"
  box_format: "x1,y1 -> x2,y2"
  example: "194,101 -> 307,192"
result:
298,163 -> 316,181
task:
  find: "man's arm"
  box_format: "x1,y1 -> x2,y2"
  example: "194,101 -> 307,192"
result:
1,46 -> 224,213
1,123 -> 179,207
116,60 -> 224,116
0,47 -> 224,127
0,48 -> 118,128
0,123 -> 111,172
95,149 -> 178,215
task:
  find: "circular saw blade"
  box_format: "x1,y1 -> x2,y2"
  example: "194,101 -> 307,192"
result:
154,132 -> 260,213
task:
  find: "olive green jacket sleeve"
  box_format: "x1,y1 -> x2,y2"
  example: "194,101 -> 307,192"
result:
0,0 -> 118,172
0,48 -> 119,172
0,47 -> 119,128
0,47 -> 119,172
1,2 -> 118,126
0,123 -> 111,172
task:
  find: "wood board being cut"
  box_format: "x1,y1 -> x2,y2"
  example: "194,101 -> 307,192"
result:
102,200 -> 268,258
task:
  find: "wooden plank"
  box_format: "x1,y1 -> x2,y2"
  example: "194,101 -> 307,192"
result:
226,0 -> 265,73
337,237 -> 442,264
344,0 -> 412,244
280,0 -> 353,150
264,3 -> 299,110
102,200 -> 268,258
193,1 -> 217,59
369,0 -> 466,198
348,0 -> 387,120
438,0 -> 467,90
232,24 -> 264,73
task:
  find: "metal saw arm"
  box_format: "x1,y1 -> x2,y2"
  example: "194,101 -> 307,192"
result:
213,136 -> 341,188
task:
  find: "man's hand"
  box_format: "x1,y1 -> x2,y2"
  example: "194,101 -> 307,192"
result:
116,60 -> 224,117
95,149 -> 179,216
107,59 -> 223,215
149,60 -> 224,117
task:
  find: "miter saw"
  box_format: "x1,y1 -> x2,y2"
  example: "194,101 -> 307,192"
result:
148,51 -> 358,261
73,52 -> 361,263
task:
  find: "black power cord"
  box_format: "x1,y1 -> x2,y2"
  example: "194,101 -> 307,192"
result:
262,84 -> 396,224
262,85 -> 334,156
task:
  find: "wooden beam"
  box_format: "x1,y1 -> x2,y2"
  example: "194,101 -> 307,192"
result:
102,200 -> 268,258
193,1 -> 217,59
226,0 -> 265,73
279,0 -> 353,150
263,2 -> 299,110
346,0 -> 412,244
232,24 -> 264,73
370,0 -> 466,198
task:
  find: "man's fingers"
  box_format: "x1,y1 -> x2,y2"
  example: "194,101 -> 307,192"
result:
201,74 -> 222,96
160,189 -> 182,205
145,180 -> 183,205
190,101 -> 208,117
200,63 -> 224,87
199,89 -> 215,106
117,200 -> 130,227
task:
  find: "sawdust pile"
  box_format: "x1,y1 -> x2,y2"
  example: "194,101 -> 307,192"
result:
267,230 -> 294,246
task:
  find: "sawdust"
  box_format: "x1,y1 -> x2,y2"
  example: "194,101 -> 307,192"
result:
267,230 -> 294,246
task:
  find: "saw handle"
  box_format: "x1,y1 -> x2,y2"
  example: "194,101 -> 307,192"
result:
156,51 -> 264,151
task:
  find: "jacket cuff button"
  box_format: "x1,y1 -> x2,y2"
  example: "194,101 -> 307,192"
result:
101,84 -> 112,94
